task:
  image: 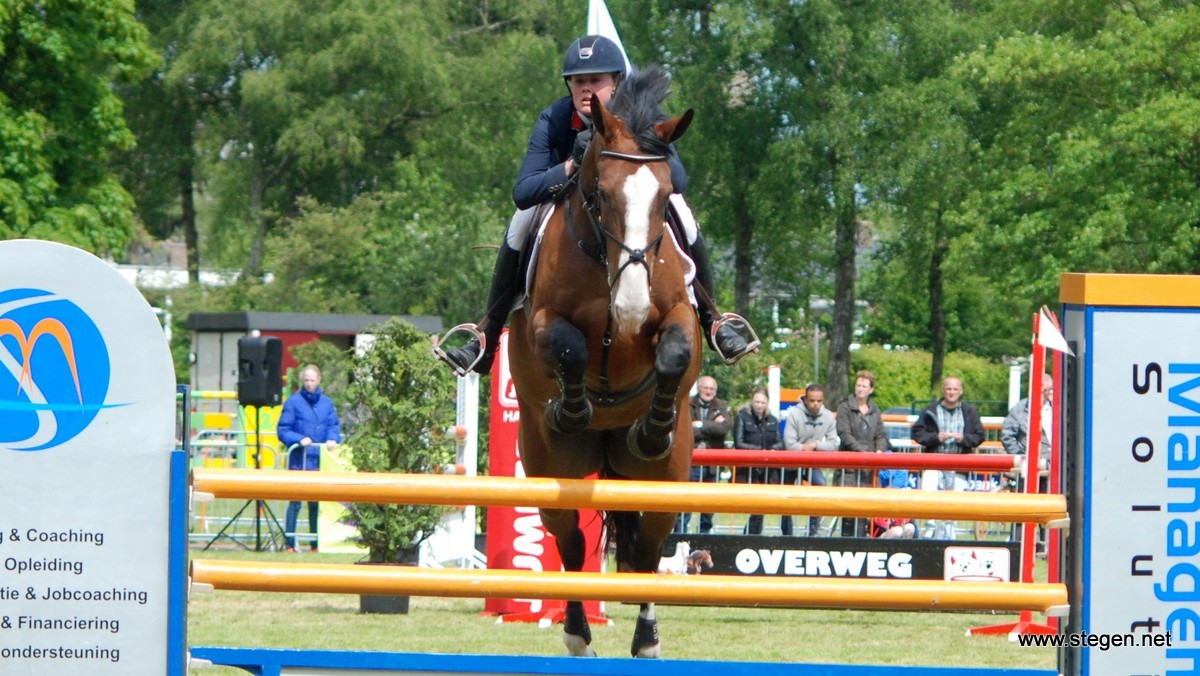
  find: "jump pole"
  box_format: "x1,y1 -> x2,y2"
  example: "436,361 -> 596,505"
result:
190,559 -> 1068,614
191,468 -> 1068,524
691,449 -> 1024,472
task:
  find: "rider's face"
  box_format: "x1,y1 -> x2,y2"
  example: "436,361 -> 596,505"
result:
569,73 -> 617,117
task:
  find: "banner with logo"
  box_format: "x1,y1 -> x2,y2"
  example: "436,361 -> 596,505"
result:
0,241 -> 178,674
662,534 -> 1016,584
483,330 -> 604,620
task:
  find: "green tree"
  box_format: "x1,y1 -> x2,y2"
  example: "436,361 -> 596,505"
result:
956,1 -> 1200,306
169,0 -> 456,277
0,0 -> 156,252
118,0 -> 207,281
856,4 -> 1030,373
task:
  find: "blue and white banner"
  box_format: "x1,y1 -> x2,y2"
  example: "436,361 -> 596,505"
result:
0,240 -> 176,674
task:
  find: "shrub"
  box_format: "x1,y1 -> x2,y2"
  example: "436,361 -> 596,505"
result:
342,317 -> 455,563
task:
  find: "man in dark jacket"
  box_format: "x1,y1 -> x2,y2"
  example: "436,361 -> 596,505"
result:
910,376 -> 984,539
277,364 -> 342,551
676,375 -> 732,534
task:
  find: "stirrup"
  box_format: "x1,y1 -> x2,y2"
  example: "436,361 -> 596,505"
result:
709,313 -> 761,365
431,323 -> 487,377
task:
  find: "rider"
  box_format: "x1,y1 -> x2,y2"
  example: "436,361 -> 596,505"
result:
438,35 -> 757,376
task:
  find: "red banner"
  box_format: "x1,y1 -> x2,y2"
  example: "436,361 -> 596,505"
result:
483,330 -> 604,621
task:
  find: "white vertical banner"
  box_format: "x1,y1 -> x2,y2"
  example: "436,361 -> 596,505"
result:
587,0 -> 632,74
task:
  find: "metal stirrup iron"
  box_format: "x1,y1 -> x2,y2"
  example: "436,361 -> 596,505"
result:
711,313 -> 762,365
431,323 -> 488,377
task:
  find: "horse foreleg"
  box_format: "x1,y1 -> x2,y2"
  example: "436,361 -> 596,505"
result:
540,319 -> 593,435
540,507 -> 596,657
627,322 -> 692,461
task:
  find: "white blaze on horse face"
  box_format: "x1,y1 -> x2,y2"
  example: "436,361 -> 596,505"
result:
612,165 -> 658,334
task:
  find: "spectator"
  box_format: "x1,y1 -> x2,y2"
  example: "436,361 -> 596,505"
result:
1001,380 -> 1053,457
733,387 -> 784,535
871,517 -> 917,539
871,460 -> 917,539
783,384 -> 840,537
911,376 -> 984,539
835,370 -> 891,537
276,364 -> 342,552
676,375 -> 732,534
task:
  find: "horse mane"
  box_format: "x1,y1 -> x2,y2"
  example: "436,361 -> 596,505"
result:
606,66 -> 673,155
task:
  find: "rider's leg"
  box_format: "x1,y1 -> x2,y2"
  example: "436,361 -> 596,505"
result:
669,195 -> 757,364
440,208 -> 536,375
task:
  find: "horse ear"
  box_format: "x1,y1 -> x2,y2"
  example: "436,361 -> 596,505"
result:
655,109 -> 694,144
592,94 -> 612,138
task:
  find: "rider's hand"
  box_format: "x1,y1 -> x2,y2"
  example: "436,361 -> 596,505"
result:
572,128 -> 593,165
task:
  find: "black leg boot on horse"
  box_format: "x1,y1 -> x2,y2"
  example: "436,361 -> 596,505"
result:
684,233 -> 761,365
434,242 -> 524,376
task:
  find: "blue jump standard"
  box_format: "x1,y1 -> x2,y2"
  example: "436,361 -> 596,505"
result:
190,647 -> 1056,676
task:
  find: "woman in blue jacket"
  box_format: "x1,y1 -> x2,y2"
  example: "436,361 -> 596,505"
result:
276,364 -> 341,552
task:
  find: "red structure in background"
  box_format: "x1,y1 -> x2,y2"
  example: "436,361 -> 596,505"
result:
970,308 -> 1069,637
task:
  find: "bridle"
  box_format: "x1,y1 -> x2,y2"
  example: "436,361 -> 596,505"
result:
569,147 -> 671,406
576,149 -> 670,277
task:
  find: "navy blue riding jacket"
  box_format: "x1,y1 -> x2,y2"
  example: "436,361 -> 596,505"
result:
512,95 -> 689,210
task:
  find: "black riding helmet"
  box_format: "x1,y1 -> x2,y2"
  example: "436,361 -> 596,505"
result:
562,35 -> 626,79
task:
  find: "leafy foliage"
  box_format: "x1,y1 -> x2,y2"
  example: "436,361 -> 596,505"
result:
32,0 -> 1200,400
708,342 -> 1007,417
849,345 -> 1009,416
0,0 -> 156,252
342,318 -> 455,564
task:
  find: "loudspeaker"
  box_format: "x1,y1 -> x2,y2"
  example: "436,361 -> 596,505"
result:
237,336 -> 283,407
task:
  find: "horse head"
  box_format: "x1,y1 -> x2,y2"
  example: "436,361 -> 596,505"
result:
577,67 -> 693,334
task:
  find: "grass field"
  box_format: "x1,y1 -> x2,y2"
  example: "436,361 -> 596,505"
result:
186,548 -> 1058,674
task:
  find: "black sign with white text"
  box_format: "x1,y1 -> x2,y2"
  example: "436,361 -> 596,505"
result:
662,534 -> 1018,582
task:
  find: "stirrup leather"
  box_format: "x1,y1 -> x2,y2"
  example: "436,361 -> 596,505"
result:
709,313 -> 761,365
431,323 -> 487,377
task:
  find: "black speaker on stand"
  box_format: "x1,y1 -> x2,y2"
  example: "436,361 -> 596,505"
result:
204,335 -> 286,552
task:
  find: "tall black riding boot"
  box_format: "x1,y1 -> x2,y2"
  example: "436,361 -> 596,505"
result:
688,235 -> 758,365
440,242 -> 524,375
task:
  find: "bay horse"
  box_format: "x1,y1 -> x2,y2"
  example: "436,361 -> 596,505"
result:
507,68 -> 701,659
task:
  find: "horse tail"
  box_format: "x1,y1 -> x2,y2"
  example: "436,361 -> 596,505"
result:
600,462 -> 641,570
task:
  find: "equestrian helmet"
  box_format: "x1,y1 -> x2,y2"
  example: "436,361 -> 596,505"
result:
562,35 -> 626,78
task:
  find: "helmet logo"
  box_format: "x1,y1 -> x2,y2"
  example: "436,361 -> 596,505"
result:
579,46 -> 593,59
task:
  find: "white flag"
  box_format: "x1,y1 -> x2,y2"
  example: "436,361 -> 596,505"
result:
1036,306 -> 1074,356
587,0 -> 632,74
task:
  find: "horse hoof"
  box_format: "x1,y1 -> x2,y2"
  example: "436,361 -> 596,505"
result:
630,616 -> 660,658
546,397 -> 592,435
563,633 -> 597,657
626,425 -> 673,462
